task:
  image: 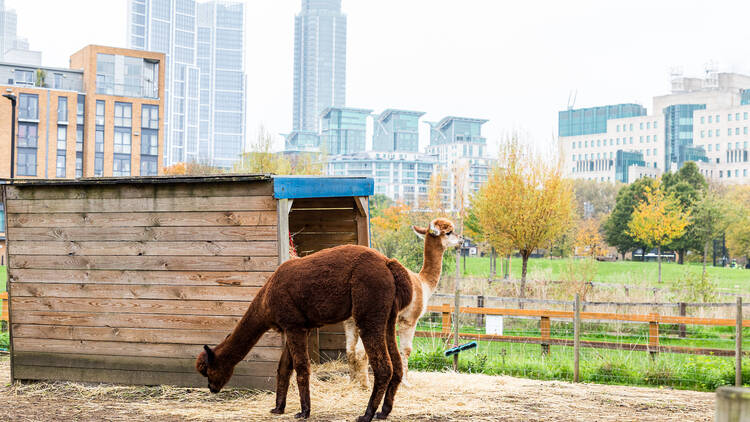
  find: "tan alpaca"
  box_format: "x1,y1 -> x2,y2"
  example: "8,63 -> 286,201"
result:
345,218 -> 461,387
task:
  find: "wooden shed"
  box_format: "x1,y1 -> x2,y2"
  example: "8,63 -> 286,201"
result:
1,175 -> 373,389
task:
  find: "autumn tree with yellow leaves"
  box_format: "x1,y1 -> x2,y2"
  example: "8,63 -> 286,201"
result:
474,138 -> 575,299
628,182 -> 690,283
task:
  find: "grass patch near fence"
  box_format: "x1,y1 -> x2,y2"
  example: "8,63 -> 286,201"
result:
0,265 -> 5,292
458,256 -> 749,290
409,335 -> 749,392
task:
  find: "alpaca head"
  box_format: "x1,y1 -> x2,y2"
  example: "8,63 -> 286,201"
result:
412,218 -> 462,249
196,344 -> 234,393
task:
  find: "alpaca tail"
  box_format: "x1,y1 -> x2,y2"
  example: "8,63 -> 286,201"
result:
386,259 -> 413,311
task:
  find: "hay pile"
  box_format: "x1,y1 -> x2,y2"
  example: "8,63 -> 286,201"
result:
2,359 -> 714,421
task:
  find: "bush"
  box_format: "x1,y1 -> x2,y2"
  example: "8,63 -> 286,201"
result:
0,331 -> 8,349
669,270 -> 718,303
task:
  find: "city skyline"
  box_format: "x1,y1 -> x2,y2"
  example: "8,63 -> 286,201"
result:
5,0 -> 750,159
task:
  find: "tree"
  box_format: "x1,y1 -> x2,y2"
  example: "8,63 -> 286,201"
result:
575,217 -> 605,257
233,125 -> 325,175
603,177 -> 655,258
572,179 -> 621,220
662,162 -> 708,264
369,194 -> 394,219
370,203 -> 454,274
627,182 -> 690,283
692,189 -> 729,278
163,161 -> 224,175
474,138 -> 574,299
724,185 -> 750,259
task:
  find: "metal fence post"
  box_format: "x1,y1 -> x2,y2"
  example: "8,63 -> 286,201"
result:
737,296 -> 743,387
573,293 -> 581,382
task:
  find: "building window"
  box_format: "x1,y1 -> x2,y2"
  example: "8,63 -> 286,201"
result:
58,96 -> 68,122
700,116 -> 705,124
56,151 -> 66,178
76,94 -> 84,178
56,125 -> 67,178
95,100 -> 105,177
736,128 -> 740,135
140,105 -> 159,176
728,113 -> 733,121
14,69 -> 33,86
17,122 -> 38,176
18,93 -> 38,120
114,102 -> 132,176
701,130 -> 705,138
709,116 -> 713,123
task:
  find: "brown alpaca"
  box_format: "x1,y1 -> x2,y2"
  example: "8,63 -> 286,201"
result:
196,244 -> 412,422
345,218 -> 462,388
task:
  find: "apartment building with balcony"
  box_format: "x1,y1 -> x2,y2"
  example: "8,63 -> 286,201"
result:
0,45 -> 165,179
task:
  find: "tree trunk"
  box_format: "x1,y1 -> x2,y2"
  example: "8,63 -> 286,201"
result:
520,251 -> 529,299
657,245 -> 662,284
702,241 -> 709,279
678,248 -> 685,265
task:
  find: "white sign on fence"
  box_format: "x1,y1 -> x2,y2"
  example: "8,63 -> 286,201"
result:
486,315 -> 504,335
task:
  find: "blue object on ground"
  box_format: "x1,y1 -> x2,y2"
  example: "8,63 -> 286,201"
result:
444,341 -> 478,356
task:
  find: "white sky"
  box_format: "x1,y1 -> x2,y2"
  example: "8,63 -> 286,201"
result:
8,0 -> 750,155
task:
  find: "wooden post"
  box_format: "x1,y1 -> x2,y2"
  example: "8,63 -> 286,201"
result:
679,302 -> 687,338
2,186 -> 13,383
354,196 -> 370,247
540,316 -> 551,356
477,295 -> 485,327
573,293 -> 581,382
716,387 -> 750,422
649,314 -> 659,360
453,250 -> 460,371
736,296 -> 743,387
441,303 -> 451,334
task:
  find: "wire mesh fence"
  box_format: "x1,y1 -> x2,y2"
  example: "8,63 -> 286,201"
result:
409,293 -> 749,392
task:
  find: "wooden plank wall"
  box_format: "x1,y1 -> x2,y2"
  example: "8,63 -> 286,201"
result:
288,196 -> 368,361
5,181 -> 282,389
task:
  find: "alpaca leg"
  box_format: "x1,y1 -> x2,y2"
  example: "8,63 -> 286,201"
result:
285,328 -> 311,419
356,326 -> 393,422
397,323 -> 416,387
344,317 -> 369,388
376,307 -> 403,420
271,342 -> 294,414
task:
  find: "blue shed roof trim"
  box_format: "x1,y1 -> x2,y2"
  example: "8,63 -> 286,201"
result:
272,176 -> 374,199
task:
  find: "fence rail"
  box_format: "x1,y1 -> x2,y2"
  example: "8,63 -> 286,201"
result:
417,297 -> 746,387
0,291 -> 7,323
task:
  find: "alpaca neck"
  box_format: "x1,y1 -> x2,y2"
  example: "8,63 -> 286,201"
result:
215,299 -> 269,367
419,236 -> 445,288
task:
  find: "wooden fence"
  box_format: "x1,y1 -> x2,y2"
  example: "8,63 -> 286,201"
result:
417,296 -> 746,386
1,291 -> 7,323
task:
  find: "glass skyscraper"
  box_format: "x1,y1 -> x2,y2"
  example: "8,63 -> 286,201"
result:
372,109 -> 424,153
292,0 -> 346,134
664,103 -> 706,168
127,0 -> 245,169
320,107 -> 371,155
559,104 -> 647,137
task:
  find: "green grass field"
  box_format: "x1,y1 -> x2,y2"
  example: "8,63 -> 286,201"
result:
410,335 -> 749,391
0,265 -> 6,292
457,256 -> 750,290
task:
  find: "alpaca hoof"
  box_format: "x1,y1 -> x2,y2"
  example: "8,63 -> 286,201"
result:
294,410 -> 310,419
375,411 -> 389,419
270,407 -> 284,414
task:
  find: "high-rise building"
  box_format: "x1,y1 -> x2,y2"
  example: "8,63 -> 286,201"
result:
292,0 -> 346,134
0,0 -> 41,65
559,71 -> 750,184
127,0 -> 245,169
372,109 -> 424,153
0,45 -> 165,179
320,107 -> 371,155
197,1 -> 246,170
426,116 -> 493,207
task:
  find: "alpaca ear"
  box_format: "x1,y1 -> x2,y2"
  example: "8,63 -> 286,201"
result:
412,226 -> 426,239
429,221 -> 441,237
203,345 -> 215,364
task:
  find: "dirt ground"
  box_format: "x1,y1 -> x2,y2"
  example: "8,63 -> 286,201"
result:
0,358 -> 715,421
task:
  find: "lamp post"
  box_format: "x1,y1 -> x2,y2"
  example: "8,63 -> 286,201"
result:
2,92 -> 16,179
